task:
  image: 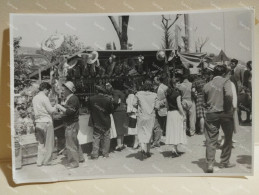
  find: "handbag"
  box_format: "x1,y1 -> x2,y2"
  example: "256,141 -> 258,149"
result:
128,116 -> 137,128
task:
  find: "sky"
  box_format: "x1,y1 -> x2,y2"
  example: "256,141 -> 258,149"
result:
12,9 -> 253,62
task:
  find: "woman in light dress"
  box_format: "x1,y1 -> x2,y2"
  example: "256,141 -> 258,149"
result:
165,79 -> 187,157
134,80 -> 157,160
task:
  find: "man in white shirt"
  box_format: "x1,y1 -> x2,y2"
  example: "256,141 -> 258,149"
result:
32,82 -> 57,166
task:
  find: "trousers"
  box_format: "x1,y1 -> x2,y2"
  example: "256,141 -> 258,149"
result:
182,100 -> 196,133
35,122 -> 54,166
65,122 -> 84,166
92,127 -> 111,158
204,112 -> 234,165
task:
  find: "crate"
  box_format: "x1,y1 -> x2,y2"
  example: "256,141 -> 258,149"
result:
20,134 -> 38,166
14,137 -> 22,169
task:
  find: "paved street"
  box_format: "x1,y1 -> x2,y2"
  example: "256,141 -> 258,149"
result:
14,123 -> 252,183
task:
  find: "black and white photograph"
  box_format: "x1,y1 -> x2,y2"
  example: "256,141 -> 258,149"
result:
10,8 -> 254,183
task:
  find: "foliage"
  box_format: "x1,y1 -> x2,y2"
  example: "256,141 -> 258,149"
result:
13,37 -> 33,93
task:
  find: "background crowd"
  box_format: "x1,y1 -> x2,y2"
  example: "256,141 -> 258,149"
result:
14,57 -> 252,172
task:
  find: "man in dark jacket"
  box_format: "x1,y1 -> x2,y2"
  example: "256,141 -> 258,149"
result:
203,65 -> 235,173
87,85 -> 114,159
56,81 -> 85,169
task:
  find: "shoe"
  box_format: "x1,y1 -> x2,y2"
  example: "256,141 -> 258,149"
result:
90,156 -> 98,160
146,152 -> 151,158
45,161 -> 58,166
219,162 -> 236,169
151,143 -> 160,148
79,159 -> 85,163
176,150 -> 185,155
207,164 -> 214,173
196,131 -> 203,135
171,152 -> 180,158
66,163 -> 79,169
115,146 -> 122,151
115,145 -> 126,151
133,145 -> 139,149
190,131 -> 195,136
140,150 -> 147,161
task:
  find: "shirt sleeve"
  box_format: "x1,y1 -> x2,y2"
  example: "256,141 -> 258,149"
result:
223,80 -> 234,109
43,96 -> 56,114
231,82 -> 237,108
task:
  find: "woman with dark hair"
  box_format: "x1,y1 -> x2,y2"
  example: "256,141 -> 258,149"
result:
165,79 -> 187,157
134,80 -> 157,160
106,83 -> 129,151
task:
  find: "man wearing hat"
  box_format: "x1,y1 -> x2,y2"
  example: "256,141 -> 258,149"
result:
86,85 -> 114,159
203,65 -> 236,173
56,81 -> 85,168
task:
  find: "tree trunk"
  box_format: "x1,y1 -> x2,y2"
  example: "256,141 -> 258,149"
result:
109,16 -> 129,50
120,16 -> 129,49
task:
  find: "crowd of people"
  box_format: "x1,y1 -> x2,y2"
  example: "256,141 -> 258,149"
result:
27,58 -> 252,172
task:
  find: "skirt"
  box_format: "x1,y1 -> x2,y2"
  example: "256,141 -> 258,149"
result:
110,114 -> 117,139
165,110 -> 187,145
137,113 -> 155,144
113,110 -> 128,136
196,93 -> 205,118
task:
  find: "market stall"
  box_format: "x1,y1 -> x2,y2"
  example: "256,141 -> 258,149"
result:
14,47 -> 208,168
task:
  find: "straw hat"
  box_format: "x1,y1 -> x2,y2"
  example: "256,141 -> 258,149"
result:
83,47 -> 99,64
156,50 -> 166,61
63,81 -> 76,93
41,34 -> 65,52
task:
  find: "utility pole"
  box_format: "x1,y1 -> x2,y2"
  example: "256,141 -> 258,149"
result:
184,14 -> 190,52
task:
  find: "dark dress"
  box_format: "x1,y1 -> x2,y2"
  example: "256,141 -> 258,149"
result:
112,90 -> 129,136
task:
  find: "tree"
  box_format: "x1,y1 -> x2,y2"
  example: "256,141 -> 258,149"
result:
108,16 -> 129,50
196,37 -> 209,52
14,37 -> 22,55
161,14 -> 181,49
13,37 -> 33,92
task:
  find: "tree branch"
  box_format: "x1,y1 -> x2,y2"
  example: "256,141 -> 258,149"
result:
108,16 -> 121,38
168,14 -> 182,29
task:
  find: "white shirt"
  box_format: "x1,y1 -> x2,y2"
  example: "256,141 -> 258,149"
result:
32,91 -> 56,123
157,83 -> 168,116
